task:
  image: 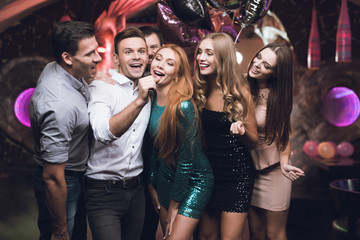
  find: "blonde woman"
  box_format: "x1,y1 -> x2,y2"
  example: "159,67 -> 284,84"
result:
194,32 -> 258,240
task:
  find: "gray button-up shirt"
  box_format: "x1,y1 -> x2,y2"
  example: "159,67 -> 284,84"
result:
30,62 -> 90,171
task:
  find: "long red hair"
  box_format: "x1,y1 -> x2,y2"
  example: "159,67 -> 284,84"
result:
153,44 -> 199,166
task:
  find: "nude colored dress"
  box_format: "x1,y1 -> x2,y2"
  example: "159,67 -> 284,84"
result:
250,88 -> 292,211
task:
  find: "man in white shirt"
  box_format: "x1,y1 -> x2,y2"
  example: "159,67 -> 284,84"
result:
139,25 -> 163,240
85,27 -> 156,240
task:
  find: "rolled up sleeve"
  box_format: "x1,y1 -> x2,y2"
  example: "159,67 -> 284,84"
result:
88,81 -> 118,144
38,101 -> 73,164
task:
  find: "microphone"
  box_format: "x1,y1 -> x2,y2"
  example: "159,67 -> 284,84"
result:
142,71 -> 155,102
148,89 -> 155,102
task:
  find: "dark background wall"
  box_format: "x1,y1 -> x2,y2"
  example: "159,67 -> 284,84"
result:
0,0 -> 112,175
0,1 -> 359,239
0,0 -> 359,180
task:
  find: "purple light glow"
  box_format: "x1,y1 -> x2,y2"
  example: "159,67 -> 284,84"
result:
14,88 -> 35,127
321,87 -> 360,127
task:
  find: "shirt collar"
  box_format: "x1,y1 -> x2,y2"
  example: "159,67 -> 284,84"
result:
108,69 -> 131,84
54,62 -> 85,91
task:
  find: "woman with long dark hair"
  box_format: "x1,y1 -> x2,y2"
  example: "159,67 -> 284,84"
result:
247,42 -> 305,240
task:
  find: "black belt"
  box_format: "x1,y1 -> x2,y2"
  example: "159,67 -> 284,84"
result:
85,175 -> 142,190
38,166 -> 84,178
64,169 -> 84,177
255,162 -> 280,173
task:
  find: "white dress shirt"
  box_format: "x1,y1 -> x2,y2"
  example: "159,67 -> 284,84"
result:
85,68 -> 151,180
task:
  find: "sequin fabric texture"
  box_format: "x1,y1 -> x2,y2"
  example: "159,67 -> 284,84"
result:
201,109 -> 255,213
148,100 -> 214,219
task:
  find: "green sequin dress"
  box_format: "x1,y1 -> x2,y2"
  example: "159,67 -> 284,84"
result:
148,99 -> 214,219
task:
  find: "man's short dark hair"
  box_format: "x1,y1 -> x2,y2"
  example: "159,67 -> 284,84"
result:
51,21 -> 95,63
114,27 -> 146,55
139,25 -> 164,46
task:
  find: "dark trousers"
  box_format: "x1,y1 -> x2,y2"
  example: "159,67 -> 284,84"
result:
85,180 -> 145,240
140,186 -> 159,240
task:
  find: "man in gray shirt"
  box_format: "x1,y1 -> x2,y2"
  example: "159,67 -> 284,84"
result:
30,21 -> 102,240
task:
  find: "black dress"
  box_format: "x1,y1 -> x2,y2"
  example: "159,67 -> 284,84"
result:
201,109 -> 254,213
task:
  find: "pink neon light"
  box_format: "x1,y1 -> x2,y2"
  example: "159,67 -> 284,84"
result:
321,87 -> 360,127
14,88 -> 35,127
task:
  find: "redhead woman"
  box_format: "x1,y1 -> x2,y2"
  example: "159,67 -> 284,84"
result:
147,44 -> 214,240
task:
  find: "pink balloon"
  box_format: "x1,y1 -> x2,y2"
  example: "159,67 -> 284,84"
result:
59,14 -> 72,23
208,8 -> 243,41
303,140 -> 318,157
157,2 -> 203,47
157,2 -> 245,46
337,142 -> 354,157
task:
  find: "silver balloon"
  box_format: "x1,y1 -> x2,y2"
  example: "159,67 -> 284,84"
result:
206,0 -> 246,11
167,0 -> 213,30
237,0 -> 272,27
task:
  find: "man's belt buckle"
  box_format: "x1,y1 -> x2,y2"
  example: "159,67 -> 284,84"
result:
122,178 -> 131,189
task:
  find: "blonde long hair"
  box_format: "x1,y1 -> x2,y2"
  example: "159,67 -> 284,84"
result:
193,32 -> 250,122
154,44 -> 199,166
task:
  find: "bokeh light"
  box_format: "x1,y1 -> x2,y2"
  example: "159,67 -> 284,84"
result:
14,88 -> 35,127
236,51 -> 243,64
97,46 -> 107,53
321,87 -> 360,127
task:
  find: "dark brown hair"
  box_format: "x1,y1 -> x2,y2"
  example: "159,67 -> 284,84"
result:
51,21 -> 95,63
113,27 -> 146,54
248,42 -> 293,151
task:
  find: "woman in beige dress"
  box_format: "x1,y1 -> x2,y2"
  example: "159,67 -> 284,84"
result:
247,42 -> 305,240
